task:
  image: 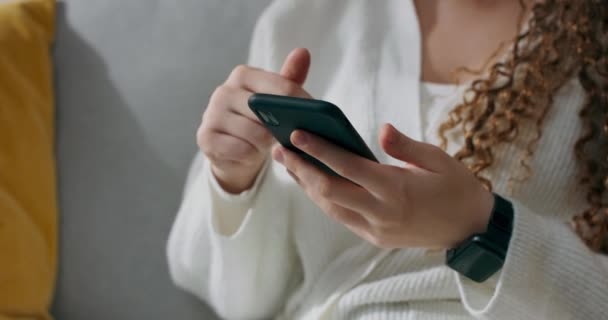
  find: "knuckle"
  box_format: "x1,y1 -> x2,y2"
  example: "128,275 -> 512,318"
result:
208,150 -> 226,163
197,127 -> 219,154
322,203 -> 350,224
426,144 -> 444,158
196,126 -> 207,150
369,220 -> 391,237
206,154 -> 222,167
230,64 -> 249,81
316,176 -> 334,198
210,85 -> 231,105
278,81 -> 299,96
427,143 -> 442,153
369,219 -> 387,232
368,234 -> 392,249
365,214 -> 386,229
203,139 -> 223,159
201,108 -> 215,125
201,108 -> 222,131
361,233 -> 377,246
319,201 -> 336,216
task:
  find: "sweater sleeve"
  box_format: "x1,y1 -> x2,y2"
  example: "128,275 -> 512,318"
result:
455,198 -> 608,319
167,152 -> 299,319
166,3 -> 302,318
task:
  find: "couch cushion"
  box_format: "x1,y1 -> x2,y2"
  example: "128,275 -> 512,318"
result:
51,1 -> 271,319
0,1 -> 56,319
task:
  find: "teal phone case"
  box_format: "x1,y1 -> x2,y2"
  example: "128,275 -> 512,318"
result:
248,93 -> 378,177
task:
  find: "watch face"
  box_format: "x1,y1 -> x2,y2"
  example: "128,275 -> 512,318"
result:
447,236 -> 504,283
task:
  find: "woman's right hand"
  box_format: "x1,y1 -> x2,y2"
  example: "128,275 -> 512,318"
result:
197,48 -> 312,194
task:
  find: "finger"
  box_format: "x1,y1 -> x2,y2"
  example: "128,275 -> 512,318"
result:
206,108 -> 273,151
280,48 -> 311,85
198,130 -> 259,163
273,146 -> 381,217
319,200 -> 370,236
379,123 -> 446,172
289,130 -> 389,194
288,168 -> 373,239
286,169 -> 301,184
209,85 -> 259,123
225,65 -> 310,98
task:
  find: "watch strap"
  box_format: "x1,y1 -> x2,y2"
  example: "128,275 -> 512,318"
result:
446,193 -> 514,282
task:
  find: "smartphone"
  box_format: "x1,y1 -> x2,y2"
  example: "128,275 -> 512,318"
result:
248,93 -> 378,177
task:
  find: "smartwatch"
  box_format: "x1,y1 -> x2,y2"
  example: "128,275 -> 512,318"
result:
446,193 -> 514,283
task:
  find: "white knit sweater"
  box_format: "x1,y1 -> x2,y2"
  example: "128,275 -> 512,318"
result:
167,1 -> 608,319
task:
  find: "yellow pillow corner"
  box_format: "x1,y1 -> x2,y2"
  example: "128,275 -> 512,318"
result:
0,0 -> 57,319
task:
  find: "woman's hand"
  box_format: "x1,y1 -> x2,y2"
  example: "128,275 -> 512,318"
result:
272,124 -> 495,249
197,48 -> 312,193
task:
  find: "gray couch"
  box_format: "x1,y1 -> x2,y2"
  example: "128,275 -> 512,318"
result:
51,1 -> 271,318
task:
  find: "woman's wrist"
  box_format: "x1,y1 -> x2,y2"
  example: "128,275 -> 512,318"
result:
472,189 -> 495,234
211,161 -> 265,194
451,188 -> 495,248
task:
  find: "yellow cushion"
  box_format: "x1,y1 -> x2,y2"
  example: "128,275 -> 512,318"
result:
0,0 -> 56,319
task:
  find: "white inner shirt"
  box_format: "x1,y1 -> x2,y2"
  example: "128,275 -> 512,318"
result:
419,81 -> 465,152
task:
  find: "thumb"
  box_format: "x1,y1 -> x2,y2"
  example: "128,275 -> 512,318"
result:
379,123 -> 446,172
280,48 -> 311,85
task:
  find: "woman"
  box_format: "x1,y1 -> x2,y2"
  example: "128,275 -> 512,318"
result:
168,0 -> 608,319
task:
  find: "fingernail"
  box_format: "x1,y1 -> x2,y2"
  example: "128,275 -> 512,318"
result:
273,148 -> 284,164
292,131 -> 308,147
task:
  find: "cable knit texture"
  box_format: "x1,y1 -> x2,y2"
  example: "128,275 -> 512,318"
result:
167,0 -> 608,319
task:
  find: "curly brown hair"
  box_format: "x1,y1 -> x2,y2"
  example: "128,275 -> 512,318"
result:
437,0 -> 608,253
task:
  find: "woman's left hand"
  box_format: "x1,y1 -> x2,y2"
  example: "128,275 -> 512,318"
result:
272,123 -> 495,249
